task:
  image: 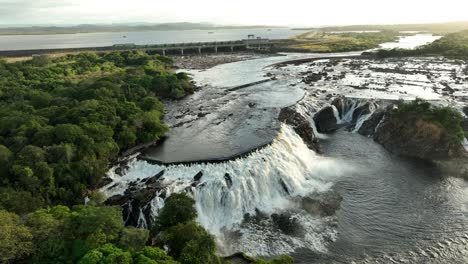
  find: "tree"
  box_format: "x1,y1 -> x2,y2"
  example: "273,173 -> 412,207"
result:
156,193 -> 197,231
178,232 -> 219,264
119,227 -> 149,252
78,244 -> 132,264
70,206 -> 124,242
161,221 -> 207,259
0,210 -> 33,262
134,247 -> 179,264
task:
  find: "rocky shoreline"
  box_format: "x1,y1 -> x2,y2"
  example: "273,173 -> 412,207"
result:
173,52 -> 275,70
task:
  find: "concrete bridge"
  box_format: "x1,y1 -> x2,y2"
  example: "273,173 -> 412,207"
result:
0,38 -> 274,58
115,38 -> 273,55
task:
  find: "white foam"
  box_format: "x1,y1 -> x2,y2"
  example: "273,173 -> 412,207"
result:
102,124 -> 355,256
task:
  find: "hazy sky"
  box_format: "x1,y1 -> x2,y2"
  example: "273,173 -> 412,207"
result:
1,0 -> 467,26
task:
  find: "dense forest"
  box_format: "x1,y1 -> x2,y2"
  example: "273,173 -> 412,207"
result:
0,51 -> 195,214
376,30 -> 468,58
0,51 -> 293,263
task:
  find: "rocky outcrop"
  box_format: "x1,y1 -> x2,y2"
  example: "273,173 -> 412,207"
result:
105,170 -> 167,227
374,113 -> 466,161
278,107 -> 320,152
358,109 -> 386,137
271,213 -> 302,235
351,102 -> 372,123
332,97 -> 353,118
313,106 -> 338,133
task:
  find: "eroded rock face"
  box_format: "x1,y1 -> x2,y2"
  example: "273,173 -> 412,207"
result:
374,114 -> 466,161
105,170 -> 167,227
278,107 -> 320,152
358,110 -> 386,137
313,106 -> 338,133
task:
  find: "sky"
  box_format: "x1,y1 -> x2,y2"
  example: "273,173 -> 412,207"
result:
0,0 -> 468,27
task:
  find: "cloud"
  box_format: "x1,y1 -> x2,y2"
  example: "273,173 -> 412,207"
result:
0,0 -> 467,26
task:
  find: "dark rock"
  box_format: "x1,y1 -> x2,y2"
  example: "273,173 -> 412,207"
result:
224,173 -> 233,188
105,194 -> 128,206
143,170 -> 165,185
374,113 -> 467,161
114,159 -> 130,176
463,106 -> 468,116
243,208 -> 269,224
278,107 -> 320,152
279,179 -> 290,195
197,112 -> 208,118
95,177 -> 113,189
302,192 -> 343,217
352,103 -> 372,123
358,110 -> 386,137
193,171 -> 203,182
313,106 -> 338,133
271,213 -> 302,235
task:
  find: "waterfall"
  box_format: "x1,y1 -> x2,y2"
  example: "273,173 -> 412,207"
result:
102,124 -> 355,256
296,101 -> 328,140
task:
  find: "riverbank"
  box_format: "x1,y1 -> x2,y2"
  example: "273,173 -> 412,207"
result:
173,52 -> 275,70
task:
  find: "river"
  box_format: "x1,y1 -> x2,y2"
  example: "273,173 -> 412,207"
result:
101,34 -> 468,263
0,28 -> 304,51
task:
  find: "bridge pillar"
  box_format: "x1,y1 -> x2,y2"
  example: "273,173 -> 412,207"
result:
162,49 -> 166,56
230,46 -> 234,52
214,46 -> 218,53
180,48 -> 184,55
198,47 -> 202,54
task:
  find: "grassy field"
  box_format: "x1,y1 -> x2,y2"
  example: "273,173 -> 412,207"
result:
275,30 -> 399,53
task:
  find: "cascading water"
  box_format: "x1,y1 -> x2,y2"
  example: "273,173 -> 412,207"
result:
102,124 -> 356,256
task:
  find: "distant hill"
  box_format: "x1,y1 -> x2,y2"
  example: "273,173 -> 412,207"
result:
0,22 -> 283,35
294,21 -> 468,34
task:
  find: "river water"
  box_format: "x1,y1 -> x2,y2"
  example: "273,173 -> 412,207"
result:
102,34 -> 468,262
0,28 -> 304,51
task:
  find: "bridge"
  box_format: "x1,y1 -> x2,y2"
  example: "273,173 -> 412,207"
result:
0,38 -> 275,58
116,38 -> 273,55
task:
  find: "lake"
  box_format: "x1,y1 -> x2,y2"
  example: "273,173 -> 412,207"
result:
0,28 -> 304,51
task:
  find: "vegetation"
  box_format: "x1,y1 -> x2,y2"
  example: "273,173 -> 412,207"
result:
376,30 -> 468,58
0,49 -> 295,263
279,30 -> 399,52
0,51 -> 195,214
394,99 -> 465,142
0,205 -> 178,263
1,191 -> 293,263
294,21 -> 468,35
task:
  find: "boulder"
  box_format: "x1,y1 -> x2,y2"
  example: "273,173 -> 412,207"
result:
313,106 -> 338,133
331,97 -> 355,119
358,109 -> 386,137
193,171 -> 203,182
352,103 -> 372,123
271,213 -> 302,235
278,107 -> 320,152
301,191 -> 343,217
224,173 -> 233,188
374,113 -> 466,161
